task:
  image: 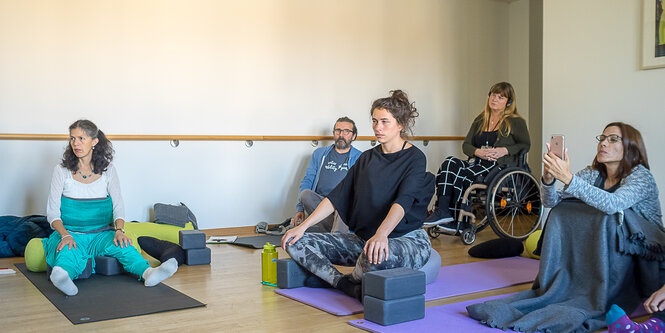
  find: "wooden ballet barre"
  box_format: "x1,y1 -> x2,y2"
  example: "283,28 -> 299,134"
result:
0,133 -> 465,141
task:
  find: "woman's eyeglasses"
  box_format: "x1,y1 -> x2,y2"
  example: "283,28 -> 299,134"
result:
595,134 -> 622,144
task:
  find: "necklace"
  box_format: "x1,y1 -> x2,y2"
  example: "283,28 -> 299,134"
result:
488,117 -> 501,132
78,170 -> 92,179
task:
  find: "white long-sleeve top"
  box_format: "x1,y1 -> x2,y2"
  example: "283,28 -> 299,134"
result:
46,163 -> 125,226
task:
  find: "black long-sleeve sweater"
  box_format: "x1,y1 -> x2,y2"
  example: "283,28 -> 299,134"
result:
327,145 -> 434,241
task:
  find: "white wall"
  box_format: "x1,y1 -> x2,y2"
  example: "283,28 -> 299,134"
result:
542,0 -> 665,209
508,0 -> 530,123
0,0 -> 514,229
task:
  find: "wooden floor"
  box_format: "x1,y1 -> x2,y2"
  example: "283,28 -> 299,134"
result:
0,228 -> 536,332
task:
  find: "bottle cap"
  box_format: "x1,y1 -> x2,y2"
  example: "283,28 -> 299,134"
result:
263,242 -> 276,251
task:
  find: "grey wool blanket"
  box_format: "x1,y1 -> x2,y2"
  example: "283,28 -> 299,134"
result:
467,199 -> 665,333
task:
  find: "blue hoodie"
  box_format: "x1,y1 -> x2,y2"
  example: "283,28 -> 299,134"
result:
296,144 -> 362,212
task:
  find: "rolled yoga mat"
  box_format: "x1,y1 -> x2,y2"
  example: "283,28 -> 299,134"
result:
15,263 -> 205,324
274,256 -> 539,316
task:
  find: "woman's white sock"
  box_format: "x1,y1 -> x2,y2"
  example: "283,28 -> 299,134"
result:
50,266 -> 78,296
142,258 -> 178,287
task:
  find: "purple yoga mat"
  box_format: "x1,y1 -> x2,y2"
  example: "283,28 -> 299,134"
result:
274,256 -> 539,316
349,294 -> 649,332
274,287 -> 363,315
349,293 -> 519,332
424,256 -> 539,300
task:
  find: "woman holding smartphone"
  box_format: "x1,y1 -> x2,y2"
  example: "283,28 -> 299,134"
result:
281,90 -> 434,300
541,122 -> 659,219
424,82 -> 530,230
467,122 -> 663,333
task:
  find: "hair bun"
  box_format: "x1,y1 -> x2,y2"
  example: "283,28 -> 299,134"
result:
370,89 -> 418,138
390,89 -> 408,102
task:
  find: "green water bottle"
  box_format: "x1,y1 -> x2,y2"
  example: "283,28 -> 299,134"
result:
261,242 -> 278,286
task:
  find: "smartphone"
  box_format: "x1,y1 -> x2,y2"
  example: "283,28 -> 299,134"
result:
550,135 -> 565,160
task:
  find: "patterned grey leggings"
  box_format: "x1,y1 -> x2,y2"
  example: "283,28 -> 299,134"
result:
285,228 -> 431,286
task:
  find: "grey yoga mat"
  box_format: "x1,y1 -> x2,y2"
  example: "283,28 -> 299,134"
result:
232,235 -> 283,249
15,263 -> 205,324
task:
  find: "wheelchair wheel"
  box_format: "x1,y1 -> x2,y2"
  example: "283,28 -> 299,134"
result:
454,192 -> 489,233
486,168 -> 542,240
426,226 -> 441,239
461,229 -> 476,245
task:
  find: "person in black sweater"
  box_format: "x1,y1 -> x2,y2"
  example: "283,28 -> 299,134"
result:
281,90 -> 435,300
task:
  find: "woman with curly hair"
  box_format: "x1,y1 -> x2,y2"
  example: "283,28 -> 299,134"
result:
282,90 -> 434,300
45,119 -> 177,296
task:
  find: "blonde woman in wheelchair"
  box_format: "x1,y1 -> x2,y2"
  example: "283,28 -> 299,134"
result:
424,82 -> 530,233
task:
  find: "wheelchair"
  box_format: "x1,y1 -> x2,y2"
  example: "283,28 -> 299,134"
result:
426,150 -> 543,245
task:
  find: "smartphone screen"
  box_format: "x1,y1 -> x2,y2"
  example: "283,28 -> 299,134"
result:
550,135 -> 565,160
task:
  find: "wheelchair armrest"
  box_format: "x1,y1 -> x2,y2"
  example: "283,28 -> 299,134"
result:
517,149 -> 531,172
479,164 -> 505,185
472,148 -> 530,185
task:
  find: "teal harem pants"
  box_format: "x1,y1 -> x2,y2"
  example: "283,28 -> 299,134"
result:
44,230 -> 150,280
43,196 -> 150,280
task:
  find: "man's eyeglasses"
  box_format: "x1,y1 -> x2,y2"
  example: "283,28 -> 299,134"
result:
595,134 -> 622,144
334,129 -> 353,135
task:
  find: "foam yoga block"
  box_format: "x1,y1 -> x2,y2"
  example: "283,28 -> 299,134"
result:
363,294 -> 425,326
179,230 -> 206,250
138,236 -> 185,266
94,256 -> 124,276
185,247 -> 211,265
277,259 -> 309,289
363,268 -> 425,300
419,249 -> 441,285
47,258 -> 93,280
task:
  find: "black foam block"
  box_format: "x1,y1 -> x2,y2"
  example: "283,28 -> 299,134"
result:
185,247 -> 211,265
363,268 -> 425,300
276,259 -> 308,289
138,236 -> 185,266
467,238 -> 524,259
179,230 -> 206,249
364,294 -> 425,326
94,256 -> 124,276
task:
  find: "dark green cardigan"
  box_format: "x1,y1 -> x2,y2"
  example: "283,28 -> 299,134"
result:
461,114 -> 531,167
